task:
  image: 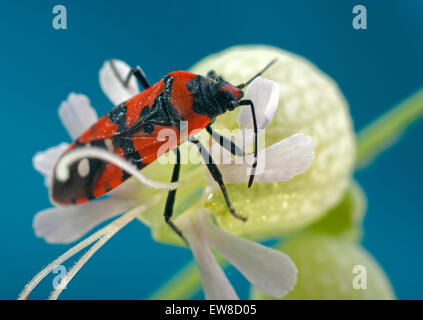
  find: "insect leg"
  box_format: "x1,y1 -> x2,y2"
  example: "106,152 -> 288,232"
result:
206,125 -> 244,157
189,137 -> 247,222
124,66 -> 151,89
108,59 -> 151,90
239,99 -> 258,188
163,147 -> 186,242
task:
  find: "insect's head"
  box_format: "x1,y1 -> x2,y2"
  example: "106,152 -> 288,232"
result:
207,58 -> 278,112
209,74 -> 244,112
207,58 -> 278,188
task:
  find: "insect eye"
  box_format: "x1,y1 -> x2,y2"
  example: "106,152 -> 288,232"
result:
207,70 -> 217,79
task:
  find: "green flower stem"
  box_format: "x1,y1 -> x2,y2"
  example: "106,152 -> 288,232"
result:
357,87 -> 423,167
148,256 -> 226,300
148,261 -> 200,300
149,88 -> 423,300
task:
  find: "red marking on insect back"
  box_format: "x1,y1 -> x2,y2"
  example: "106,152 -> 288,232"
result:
78,117 -> 119,144
93,163 -> 124,198
76,198 -> 89,205
169,71 -> 211,131
91,147 -> 126,198
124,80 -> 165,128
65,141 -> 77,153
89,124 -> 182,200
218,83 -> 243,99
140,123 -> 179,154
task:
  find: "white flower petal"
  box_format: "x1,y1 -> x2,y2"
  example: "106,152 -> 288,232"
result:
33,143 -> 69,186
219,133 -> 314,184
99,59 -> 140,105
182,216 -> 239,300
237,77 -> 279,131
33,198 -> 133,244
214,77 -> 279,161
199,211 -> 297,298
58,93 -> 98,140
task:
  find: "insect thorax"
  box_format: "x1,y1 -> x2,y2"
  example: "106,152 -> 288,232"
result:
186,75 -> 238,120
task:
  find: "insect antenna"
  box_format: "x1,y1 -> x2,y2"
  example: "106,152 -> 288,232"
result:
236,58 -> 278,89
239,99 -> 258,188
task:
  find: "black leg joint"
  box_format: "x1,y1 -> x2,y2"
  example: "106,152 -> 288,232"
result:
163,148 -> 187,243
189,137 -> 247,222
125,66 -> 151,89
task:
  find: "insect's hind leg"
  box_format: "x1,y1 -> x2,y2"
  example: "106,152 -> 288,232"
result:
189,137 -> 247,222
108,59 -> 151,90
163,147 -> 186,243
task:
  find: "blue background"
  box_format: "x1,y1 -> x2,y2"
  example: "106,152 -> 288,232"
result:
0,0 -> 422,299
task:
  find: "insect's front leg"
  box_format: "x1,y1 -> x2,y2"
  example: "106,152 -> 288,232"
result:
163,147 -> 186,243
108,59 -> 151,90
189,137 -> 247,222
206,125 -> 244,157
239,99 -> 258,187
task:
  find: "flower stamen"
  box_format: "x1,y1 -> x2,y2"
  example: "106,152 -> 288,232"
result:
19,198 -> 157,300
54,147 -> 182,191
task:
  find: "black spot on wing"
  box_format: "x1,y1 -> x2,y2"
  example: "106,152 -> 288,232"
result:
140,106 -> 150,118
143,75 -> 184,129
51,139 -> 107,203
108,102 -> 128,133
124,75 -> 184,137
86,139 -> 108,199
113,136 -> 144,171
107,102 -> 144,173
144,123 -> 154,134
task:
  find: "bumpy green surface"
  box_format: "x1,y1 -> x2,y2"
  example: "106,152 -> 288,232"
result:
138,45 -> 356,245
251,233 -> 395,300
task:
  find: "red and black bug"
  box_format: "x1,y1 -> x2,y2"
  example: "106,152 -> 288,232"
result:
51,59 -> 277,239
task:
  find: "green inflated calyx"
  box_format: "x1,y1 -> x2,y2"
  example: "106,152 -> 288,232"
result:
306,180 -> 366,241
251,233 -> 395,300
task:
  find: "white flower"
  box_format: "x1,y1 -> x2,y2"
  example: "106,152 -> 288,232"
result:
22,59 -> 314,300
216,77 -> 314,183
180,210 -> 297,299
